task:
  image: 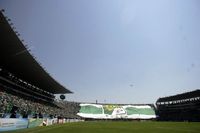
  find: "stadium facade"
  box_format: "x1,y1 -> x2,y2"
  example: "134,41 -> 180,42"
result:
156,90 -> 200,121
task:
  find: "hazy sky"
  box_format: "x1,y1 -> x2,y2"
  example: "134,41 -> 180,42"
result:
1,0 -> 200,104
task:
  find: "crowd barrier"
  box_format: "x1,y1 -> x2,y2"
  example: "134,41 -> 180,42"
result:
0,118 -> 83,131
0,118 -> 28,131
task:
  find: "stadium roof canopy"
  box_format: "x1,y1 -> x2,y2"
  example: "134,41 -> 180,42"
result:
0,11 -> 72,94
156,89 -> 200,102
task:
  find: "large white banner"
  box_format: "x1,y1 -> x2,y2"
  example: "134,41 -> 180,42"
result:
77,104 -> 156,119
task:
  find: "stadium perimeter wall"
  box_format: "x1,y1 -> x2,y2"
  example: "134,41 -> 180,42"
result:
0,118 -> 83,131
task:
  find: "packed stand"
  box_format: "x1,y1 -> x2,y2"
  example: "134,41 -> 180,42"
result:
56,101 -> 81,119
0,88 -> 81,119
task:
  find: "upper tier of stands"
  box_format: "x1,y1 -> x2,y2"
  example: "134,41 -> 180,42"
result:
0,11 -> 72,94
156,90 -> 200,105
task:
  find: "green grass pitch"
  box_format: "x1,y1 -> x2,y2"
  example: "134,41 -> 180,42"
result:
4,121 -> 200,133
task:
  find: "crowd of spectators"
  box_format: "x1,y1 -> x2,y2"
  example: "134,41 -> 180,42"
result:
56,101 -> 81,119
0,88 -> 81,119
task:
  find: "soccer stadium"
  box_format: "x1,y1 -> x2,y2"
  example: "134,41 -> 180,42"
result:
1,1 -> 200,133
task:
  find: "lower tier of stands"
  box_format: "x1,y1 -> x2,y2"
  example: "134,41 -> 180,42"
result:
157,101 -> 200,121
0,87 -> 80,119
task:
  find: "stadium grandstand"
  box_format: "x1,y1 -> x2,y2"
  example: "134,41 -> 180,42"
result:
1,7 -> 200,132
0,9 -> 73,120
156,89 -> 200,122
